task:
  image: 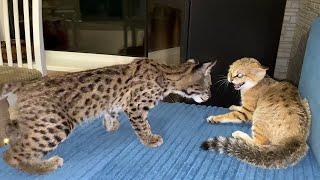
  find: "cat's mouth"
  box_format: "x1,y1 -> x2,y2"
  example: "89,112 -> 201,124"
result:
233,82 -> 245,90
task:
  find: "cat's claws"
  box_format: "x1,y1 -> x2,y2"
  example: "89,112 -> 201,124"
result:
207,116 -> 219,124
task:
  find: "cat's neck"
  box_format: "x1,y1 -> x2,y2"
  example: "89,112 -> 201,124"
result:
240,77 -> 269,97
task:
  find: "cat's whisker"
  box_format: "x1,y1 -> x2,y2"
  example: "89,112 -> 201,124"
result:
213,79 -> 227,86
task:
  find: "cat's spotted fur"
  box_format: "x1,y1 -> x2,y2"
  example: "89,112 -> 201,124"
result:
202,58 -> 311,169
1,58 -> 215,174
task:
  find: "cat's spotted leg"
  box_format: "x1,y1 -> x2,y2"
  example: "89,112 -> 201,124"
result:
125,100 -> 162,148
103,111 -> 120,132
4,147 -> 63,174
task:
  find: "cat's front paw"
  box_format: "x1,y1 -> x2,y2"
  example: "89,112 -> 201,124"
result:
229,105 -> 241,111
104,119 -> 120,132
141,134 -> 163,148
207,115 -> 220,124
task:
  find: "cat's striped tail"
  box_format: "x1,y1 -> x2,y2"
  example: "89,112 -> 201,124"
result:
201,136 -> 308,169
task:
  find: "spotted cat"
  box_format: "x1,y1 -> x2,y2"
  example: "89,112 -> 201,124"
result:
202,58 -> 311,169
1,58 -> 215,174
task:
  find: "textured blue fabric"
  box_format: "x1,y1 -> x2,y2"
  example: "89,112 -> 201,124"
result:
0,103 -> 320,179
299,17 -> 320,165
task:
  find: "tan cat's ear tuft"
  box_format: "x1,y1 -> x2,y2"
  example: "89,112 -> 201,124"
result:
251,67 -> 267,78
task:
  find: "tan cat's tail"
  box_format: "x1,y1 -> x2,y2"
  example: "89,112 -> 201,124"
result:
201,136 -> 308,169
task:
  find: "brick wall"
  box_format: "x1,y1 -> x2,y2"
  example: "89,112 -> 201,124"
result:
274,0 -> 320,84
274,0 -> 300,79
287,0 -> 320,84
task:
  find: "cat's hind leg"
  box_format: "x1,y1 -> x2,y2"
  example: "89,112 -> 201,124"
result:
232,126 -> 271,146
3,146 -> 63,174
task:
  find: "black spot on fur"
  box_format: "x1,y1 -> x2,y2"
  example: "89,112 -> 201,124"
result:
48,128 -> 55,133
64,129 -> 70,136
98,85 -> 104,92
88,84 -> 95,91
117,78 -> 122,83
125,77 -> 133,84
48,142 -> 56,148
56,125 -> 63,130
72,111 -> 78,116
32,137 -> 39,142
81,86 -> 89,93
105,78 -> 111,84
71,93 -> 81,101
54,136 -> 62,142
39,144 -> 46,148
58,112 -> 66,119
35,123 -> 45,127
56,89 -> 65,94
62,121 -> 69,127
85,99 -> 92,106
95,77 -> 102,83
113,84 -> 118,90
42,136 -> 50,141
92,94 -> 100,101
136,64 -> 141,72
143,106 -> 149,111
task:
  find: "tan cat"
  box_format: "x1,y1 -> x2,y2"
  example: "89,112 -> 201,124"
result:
202,57 -> 311,169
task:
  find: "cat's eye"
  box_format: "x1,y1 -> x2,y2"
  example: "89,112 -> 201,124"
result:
236,73 -> 244,78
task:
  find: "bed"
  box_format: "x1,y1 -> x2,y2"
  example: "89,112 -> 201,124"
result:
0,102 -> 319,179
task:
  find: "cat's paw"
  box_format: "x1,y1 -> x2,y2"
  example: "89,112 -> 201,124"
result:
104,119 -> 120,132
232,130 -> 248,139
142,134 -> 163,148
207,116 -> 220,124
229,105 -> 241,111
49,156 -> 64,167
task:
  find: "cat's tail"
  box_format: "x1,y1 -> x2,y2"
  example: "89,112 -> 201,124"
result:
201,136 -> 308,169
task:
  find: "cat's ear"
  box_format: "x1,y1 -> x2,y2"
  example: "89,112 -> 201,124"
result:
155,75 -> 166,88
251,67 -> 267,78
201,61 -> 217,76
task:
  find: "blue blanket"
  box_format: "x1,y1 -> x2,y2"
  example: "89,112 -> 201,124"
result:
0,103 -> 319,179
